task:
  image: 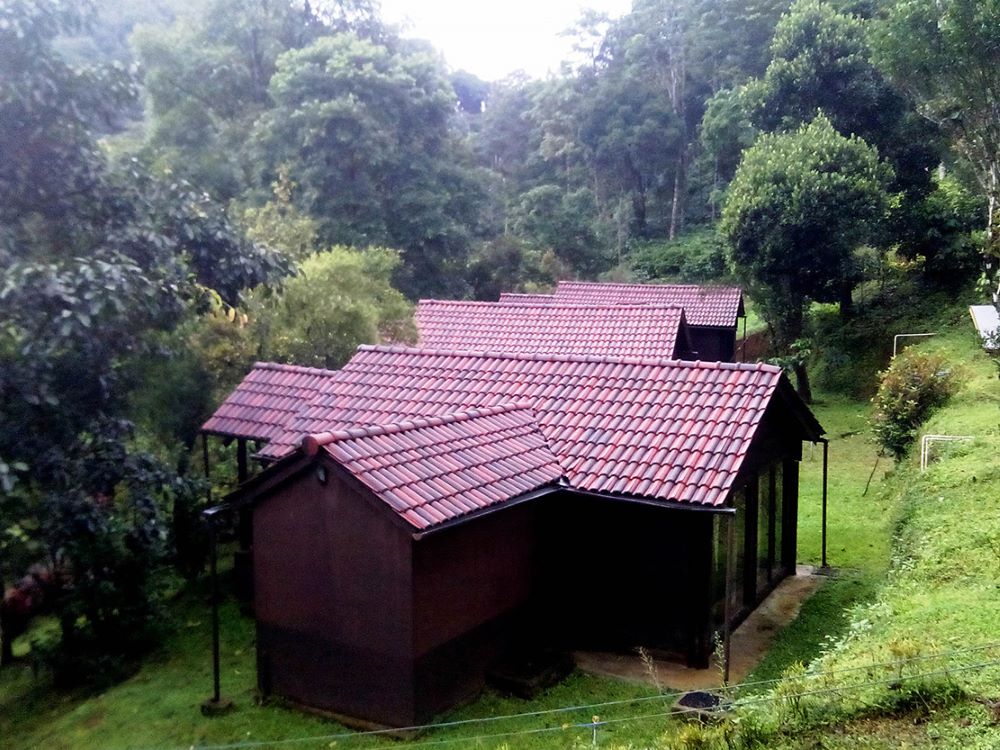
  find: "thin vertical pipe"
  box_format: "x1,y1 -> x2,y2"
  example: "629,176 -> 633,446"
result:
209,519 -> 221,703
202,433 -> 212,504
821,439 -> 829,570
723,513 -> 735,685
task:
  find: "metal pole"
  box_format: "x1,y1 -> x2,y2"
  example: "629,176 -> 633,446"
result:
722,513 -> 735,685
741,315 -> 747,362
209,518 -> 221,704
821,440 -> 829,570
200,507 -> 233,716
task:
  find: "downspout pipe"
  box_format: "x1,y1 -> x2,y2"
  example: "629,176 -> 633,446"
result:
723,511 -> 736,685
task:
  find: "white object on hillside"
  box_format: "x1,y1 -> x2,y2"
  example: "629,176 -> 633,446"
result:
969,305 -> 1000,352
920,434 -> 974,471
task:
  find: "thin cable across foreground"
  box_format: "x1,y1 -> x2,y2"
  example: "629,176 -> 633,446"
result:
165,642 -> 1000,750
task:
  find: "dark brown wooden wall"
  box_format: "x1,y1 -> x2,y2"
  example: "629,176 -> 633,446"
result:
411,501 -> 540,719
253,463 -> 416,726
688,327 -> 737,362
722,393 -> 808,632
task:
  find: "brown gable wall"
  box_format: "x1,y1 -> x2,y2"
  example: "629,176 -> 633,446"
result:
253,465 -> 416,726
411,501 -> 541,719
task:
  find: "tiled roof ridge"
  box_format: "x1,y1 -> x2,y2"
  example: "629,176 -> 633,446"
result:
301,402 -> 536,454
251,361 -> 339,376
355,344 -> 782,374
417,299 -> 688,312
557,280 -> 742,292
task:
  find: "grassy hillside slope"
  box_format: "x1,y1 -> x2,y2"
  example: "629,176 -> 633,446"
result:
727,311 -> 1000,749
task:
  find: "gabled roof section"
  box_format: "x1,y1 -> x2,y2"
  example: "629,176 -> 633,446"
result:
254,347 -> 822,507
498,292 -> 556,304
302,404 -> 563,530
554,281 -> 744,328
415,300 -> 690,359
201,362 -> 340,442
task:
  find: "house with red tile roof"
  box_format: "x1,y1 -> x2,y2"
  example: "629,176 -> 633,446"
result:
413,300 -> 694,359
498,281 -> 746,361
205,345 -> 823,728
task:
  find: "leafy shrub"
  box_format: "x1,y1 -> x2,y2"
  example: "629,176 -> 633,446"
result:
630,228 -> 727,283
252,247 -> 416,369
31,423 -> 199,686
870,350 -> 955,459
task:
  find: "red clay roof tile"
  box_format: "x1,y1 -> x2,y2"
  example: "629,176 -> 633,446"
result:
414,300 -> 689,359
554,281 -> 744,328
241,347 -> 812,508
201,362 -> 340,442
302,405 -> 562,529
497,292 -> 556,304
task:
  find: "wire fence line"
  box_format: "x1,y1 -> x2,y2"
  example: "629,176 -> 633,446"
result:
169,642 -> 1000,750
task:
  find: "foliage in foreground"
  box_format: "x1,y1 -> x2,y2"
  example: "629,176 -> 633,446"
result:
872,349 -> 954,461
870,349 -> 956,460
0,0 -> 286,680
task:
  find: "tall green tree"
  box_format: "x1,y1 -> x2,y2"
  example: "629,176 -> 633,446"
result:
133,0 -> 335,198
750,0 -> 941,211
871,0 -> 1000,306
721,115 -> 893,400
250,33 -> 487,298
0,0 -> 286,678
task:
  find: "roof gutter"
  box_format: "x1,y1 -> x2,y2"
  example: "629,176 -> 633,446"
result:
570,488 -> 737,515
411,481 -> 737,540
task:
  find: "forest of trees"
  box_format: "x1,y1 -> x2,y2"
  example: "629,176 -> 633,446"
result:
1,0 -> 997,681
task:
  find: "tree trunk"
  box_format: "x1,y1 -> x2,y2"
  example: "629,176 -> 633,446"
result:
987,166 -> 1000,310
839,279 -> 854,319
778,281 -> 811,402
793,361 -> 813,404
669,164 -> 683,241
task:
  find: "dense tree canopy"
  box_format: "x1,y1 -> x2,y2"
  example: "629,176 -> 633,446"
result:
722,115 -> 894,398
0,0 -> 286,677
871,0 -> 1000,305
250,33 -> 486,297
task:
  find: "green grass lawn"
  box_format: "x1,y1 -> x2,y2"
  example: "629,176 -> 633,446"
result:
735,316 -> 1000,748
0,582 -> 680,750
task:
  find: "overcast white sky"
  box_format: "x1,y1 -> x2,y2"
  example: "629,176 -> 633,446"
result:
379,0 -> 633,81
